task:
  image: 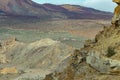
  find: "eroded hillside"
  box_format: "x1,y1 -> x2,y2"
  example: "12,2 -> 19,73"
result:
43,1 -> 120,80
0,38 -> 74,80
0,1 -> 116,80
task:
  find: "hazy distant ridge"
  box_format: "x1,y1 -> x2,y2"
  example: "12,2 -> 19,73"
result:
0,0 -> 112,19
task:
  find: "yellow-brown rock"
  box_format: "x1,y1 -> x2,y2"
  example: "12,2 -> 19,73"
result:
0,37 -> 16,51
113,0 -> 120,3
2,37 -> 16,47
112,6 -> 120,25
0,67 -> 18,74
112,0 -> 120,26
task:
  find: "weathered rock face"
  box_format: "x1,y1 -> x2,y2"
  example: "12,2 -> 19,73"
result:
86,50 -> 120,74
112,0 -> 120,26
113,0 -> 120,3
81,0 -> 120,75
44,1 -> 120,80
0,37 -> 16,64
86,51 -> 110,73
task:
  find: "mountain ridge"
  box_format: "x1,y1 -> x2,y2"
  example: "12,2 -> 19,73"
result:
0,0 -> 113,19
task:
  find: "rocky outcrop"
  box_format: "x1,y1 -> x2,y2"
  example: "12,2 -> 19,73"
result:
43,1 -> 120,80
86,50 -> 120,74
112,0 -> 120,26
86,51 -> 110,73
1,37 -> 16,49
0,37 -> 16,64
113,0 -> 120,3
83,4 -> 120,74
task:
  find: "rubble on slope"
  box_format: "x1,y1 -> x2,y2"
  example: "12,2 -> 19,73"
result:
0,38 -> 74,80
44,1 -> 120,80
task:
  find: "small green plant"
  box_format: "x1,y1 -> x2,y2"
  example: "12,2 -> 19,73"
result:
106,46 -> 116,57
84,39 -> 92,47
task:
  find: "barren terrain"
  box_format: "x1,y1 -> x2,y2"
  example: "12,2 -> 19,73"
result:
0,0 -> 113,80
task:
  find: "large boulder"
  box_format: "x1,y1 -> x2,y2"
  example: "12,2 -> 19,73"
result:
86,51 -> 110,73
86,50 -> 120,74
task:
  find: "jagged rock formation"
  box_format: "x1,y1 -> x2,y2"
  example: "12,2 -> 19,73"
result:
0,37 -> 16,64
44,1 -> 120,80
112,0 -> 120,26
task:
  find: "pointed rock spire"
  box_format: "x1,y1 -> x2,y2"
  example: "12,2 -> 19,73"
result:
112,0 -> 120,26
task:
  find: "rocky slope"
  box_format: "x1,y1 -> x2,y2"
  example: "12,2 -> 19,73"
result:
0,0 -> 112,19
0,1 -> 117,80
43,1 -> 120,80
0,38 -> 74,80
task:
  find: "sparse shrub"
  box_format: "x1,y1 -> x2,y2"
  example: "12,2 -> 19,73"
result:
106,46 -> 116,57
84,39 -> 92,47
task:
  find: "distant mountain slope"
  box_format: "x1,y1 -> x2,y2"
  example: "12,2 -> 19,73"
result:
0,0 -> 112,19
